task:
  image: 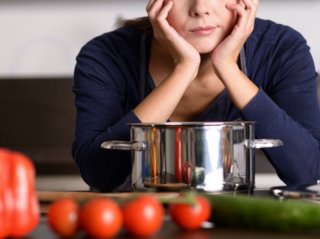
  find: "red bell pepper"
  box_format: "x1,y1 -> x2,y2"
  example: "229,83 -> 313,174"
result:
0,148 -> 40,238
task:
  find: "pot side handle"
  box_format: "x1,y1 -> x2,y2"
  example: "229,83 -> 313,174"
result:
245,139 -> 283,149
101,140 -> 146,151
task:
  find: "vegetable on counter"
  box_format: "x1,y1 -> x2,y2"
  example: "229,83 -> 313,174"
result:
80,198 -> 123,238
169,194 -> 211,231
47,198 -> 79,238
205,194 -> 320,232
0,148 -> 40,238
122,195 -> 164,237
45,192 -> 212,238
45,191 -> 320,237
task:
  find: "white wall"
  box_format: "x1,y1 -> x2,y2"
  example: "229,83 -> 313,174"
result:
0,0 -> 319,77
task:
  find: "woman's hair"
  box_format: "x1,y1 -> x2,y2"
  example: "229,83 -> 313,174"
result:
118,16 -> 153,32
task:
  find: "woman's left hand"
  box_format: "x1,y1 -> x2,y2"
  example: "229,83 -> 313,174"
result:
210,0 -> 260,111
210,0 -> 259,71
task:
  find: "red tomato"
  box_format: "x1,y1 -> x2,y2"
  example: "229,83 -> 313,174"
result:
80,198 -> 122,238
169,195 -> 211,231
122,195 -> 164,237
46,198 -> 79,237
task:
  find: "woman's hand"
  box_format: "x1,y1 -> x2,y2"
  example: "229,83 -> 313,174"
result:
210,0 -> 259,71
147,0 -> 200,67
209,0 -> 260,111
134,0 -> 202,123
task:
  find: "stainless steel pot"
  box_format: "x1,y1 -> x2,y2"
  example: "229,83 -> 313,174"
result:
101,122 -> 282,192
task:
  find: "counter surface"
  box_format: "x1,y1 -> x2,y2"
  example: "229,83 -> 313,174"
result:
30,175 -> 316,238
30,214 -> 319,239
31,189 -> 320,239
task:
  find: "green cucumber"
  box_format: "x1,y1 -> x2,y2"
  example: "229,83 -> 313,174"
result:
204,194 -> 320,232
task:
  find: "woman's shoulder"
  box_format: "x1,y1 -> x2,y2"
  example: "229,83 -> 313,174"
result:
246,18 -> 309,65
245,18 -> 315,88
78,26 -> 145,57
251,18 -> 306,45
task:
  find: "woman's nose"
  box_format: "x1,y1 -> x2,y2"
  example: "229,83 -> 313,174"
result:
190,0 -> 210,17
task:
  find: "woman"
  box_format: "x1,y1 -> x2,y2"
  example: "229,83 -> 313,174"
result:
73,0 -> 320,192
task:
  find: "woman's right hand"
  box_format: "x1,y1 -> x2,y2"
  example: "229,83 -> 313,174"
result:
147,0 -> 200,68
133,0 -> 201,123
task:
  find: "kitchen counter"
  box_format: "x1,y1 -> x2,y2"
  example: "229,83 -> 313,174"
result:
35,173 -> 285,191
29,216 -> 320,239
31,189 -> 320,239
31,174 -> 320,239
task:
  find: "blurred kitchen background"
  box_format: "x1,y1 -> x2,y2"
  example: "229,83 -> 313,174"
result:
0,0 -> 319,190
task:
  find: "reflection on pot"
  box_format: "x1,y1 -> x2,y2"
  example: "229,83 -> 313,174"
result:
101,122 -> 283,192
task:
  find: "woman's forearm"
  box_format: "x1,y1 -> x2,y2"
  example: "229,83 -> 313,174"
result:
215,63 -> 259,110
133,62 -> 198,122
241,89 -> 320,185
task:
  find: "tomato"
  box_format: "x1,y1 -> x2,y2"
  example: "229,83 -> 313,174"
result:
169,195 -> 211,231
46,198 -> 79,237
122,195 -> 164,237
80,198 -> 122,238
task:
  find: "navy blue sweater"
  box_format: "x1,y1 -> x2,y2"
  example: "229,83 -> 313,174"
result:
73,18 -> 320,191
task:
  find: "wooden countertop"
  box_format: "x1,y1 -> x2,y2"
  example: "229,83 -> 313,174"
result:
33,190 -> 320,239
37,190 -> 180,213
37,190 -> 179,203
29,214 -> 319,239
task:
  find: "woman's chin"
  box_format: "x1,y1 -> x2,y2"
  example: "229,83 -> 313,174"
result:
196,46 -> 216,55
191,41 -> 218,54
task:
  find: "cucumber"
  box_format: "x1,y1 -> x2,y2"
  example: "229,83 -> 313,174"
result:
204,194 -> 320,232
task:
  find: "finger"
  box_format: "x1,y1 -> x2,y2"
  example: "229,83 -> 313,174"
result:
153,0 -> 174,38
154,0 -> 174,38
227,0 -> 256,27
242,0 -> 258,30
148,0 -> 164,19
242,0 -> 259,12
225,2 -> 251,42
226,2 -> 248,22
239,0 -> 246,10
156,0 -> 173,21
146,0 -> 157,11
250,0 -> 259,7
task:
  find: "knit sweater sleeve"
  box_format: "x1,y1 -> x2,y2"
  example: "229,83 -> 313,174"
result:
241,25 -> 320,186
72,30 -> 142,192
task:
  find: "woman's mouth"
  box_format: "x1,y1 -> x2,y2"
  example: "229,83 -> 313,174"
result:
190,26 -> 216,36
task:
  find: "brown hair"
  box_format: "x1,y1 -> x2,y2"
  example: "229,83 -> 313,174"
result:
117,16 -> 153,33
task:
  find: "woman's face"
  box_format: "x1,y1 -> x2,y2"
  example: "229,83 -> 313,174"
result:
165,0 -> 238,53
